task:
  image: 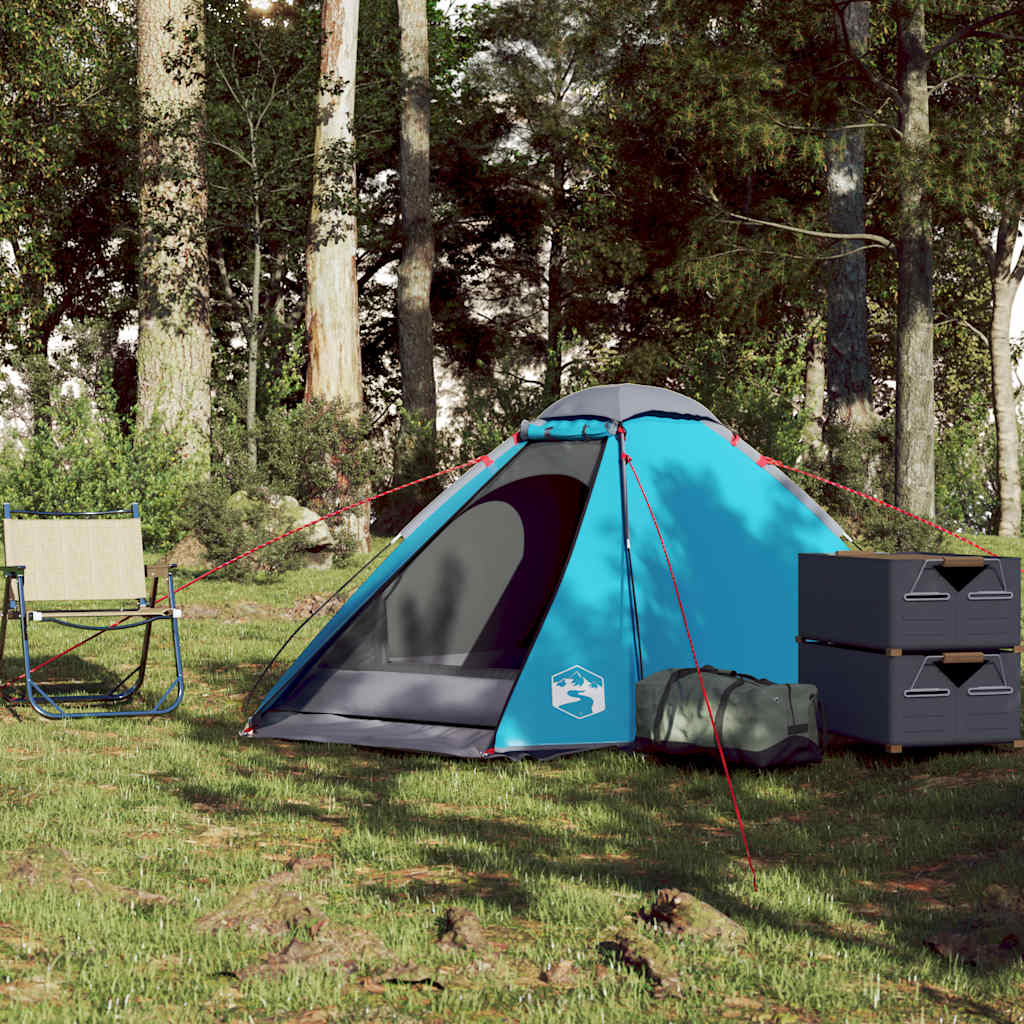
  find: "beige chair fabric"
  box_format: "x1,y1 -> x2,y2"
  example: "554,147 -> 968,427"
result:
4,518 -> 147,603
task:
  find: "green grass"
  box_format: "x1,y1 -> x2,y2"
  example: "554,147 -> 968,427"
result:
0,544 -> 1023,1022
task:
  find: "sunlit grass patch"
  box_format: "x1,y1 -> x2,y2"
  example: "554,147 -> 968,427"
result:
0,543 -> 1022,1021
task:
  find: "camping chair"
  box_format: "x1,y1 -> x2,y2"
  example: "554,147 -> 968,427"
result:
0,502 -> 184,719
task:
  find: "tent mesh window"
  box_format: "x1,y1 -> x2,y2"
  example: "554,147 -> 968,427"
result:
306,440 -> 602,680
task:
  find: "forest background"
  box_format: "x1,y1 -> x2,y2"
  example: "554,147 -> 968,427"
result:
2,0 -> 1023,567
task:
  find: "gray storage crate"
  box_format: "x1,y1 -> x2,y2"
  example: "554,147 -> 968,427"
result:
798,552 -> 1020,651
798,643 -> 1021,747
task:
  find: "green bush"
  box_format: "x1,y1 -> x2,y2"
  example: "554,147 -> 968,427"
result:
209,397 -> 381,513
0,391 -> 198,550
183,399 -> 381,581
181,479 -> 324,581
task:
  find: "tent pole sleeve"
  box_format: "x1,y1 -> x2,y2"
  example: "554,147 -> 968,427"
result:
617,426 -> 644,681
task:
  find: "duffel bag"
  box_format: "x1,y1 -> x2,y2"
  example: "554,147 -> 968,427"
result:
635,666 -> 824,767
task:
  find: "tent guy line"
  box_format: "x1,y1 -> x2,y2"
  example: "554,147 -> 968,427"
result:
8,455 -> 493,684
622,439 -> 757,890
10,414 -> 1007,694
762,457 -> 1020,569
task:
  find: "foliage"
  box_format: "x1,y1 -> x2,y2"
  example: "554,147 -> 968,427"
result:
0,391 -> 198,550
0,0 -> 137,418
201,0 -> 323,414
208,398 -> 381,513
181,399 -> 382,579
935,392 -> 1000,536
181,478 -> 318,580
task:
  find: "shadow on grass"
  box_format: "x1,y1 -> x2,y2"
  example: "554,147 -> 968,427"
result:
162,702 -> 1024,974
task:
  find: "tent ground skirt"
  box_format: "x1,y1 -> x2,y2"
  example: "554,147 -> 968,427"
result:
251,711 -> 497,759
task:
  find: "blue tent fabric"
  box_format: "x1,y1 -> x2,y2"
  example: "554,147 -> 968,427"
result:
245,385 -> 846,758
493,438 -> 637,752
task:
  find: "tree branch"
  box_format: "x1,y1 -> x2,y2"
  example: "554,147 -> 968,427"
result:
831,0 -> 900,103
771,117 -> 901,137
935,316 -> 988,346
699,243 -> 890,262
714,203 -> 895,252
208,137 -> 253,167
927,4 -> 1024,60
964,215 -> 997,276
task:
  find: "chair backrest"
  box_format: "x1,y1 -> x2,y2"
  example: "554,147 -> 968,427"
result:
3,517 -> 147,603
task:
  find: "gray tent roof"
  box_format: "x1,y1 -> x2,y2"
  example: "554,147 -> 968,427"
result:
540,384 -> 721,424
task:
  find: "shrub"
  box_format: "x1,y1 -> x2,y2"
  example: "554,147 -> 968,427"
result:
181,478 -> 324,581
0,390 -> 198,550
183,399 -> 382,580
209,397 -> 381,513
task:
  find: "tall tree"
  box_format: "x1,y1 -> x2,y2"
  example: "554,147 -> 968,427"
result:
394,0 -> 438,479
934,10 -> 1024,535
137,0 -> 213,463
306,0 -> 368,549
825,1 -> 876,435
892,1 -> 936,518
966,215 -> 1024,536
305,0 -> 361,411
204,0 -> 321,464
464,0 -> 623,405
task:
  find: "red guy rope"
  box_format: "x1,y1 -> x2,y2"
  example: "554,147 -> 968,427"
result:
623,448 -> 758,891
15,455 -> 493,682
761,458 -> 1018,569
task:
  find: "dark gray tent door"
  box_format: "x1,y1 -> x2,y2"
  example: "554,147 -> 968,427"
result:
272,440 -> 603,728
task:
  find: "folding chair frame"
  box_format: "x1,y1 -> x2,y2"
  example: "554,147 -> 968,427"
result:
1,503 -> 184,719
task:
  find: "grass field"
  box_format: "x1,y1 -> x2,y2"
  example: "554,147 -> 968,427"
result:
1,537 -> 1023,1023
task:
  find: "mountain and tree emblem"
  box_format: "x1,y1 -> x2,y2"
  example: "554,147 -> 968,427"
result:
551,665 -> 606,719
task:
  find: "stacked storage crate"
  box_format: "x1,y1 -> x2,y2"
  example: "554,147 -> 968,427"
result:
798,552 -> 1022,752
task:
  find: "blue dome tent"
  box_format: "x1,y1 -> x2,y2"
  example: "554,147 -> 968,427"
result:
244,384 -> 848,758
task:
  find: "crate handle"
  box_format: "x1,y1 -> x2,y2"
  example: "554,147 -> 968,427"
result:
906,655 -> 951,699
968,559 -> 1012,601
903,559 -> 949,602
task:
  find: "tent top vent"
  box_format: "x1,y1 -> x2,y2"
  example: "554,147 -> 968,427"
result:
540,384 -> 721,425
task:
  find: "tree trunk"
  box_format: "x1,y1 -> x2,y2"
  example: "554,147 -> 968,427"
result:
395,0 -> 437,476
305,0 -> 362,412
137,0 -> 212,467
826,0 -> 875,434
894,1 -> 935,518
988,211 -> 1023,536
305,0 -> 368,551
247,214 -> 261,468
800,327 -> 827,458
545,222 -> 565,404
544,157 -> 567,405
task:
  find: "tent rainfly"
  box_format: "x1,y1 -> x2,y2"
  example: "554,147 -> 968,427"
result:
244,384 -> 848,758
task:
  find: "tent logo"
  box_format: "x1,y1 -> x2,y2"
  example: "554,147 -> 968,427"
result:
551,665 -> 606,719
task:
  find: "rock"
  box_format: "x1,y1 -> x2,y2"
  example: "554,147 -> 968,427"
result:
639,888 -> 748,950
291,594 -> 345,620
267,494 -> 335,570
540,959 -> 579,986
195,889 -> 327,938
924,925 -> 1024,969
598,927 -> 682,998
165,533 -> 211,571
924,885 -> 1024,968
437,907 -> 488,951
194,858 -> 334,936
237,923 -> 390,980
